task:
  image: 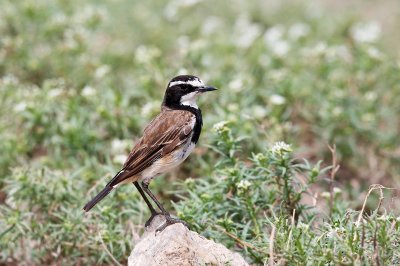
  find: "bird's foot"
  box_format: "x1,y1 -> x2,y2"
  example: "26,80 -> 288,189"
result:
155,215 -> 189,233
144,212 -> 162,228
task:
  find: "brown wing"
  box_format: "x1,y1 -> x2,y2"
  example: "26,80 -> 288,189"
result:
107,109 -> 194,187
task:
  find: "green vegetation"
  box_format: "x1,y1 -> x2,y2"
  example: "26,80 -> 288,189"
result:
0,0 -> 399,265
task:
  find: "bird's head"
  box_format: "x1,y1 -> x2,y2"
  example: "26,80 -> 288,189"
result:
163,75 -> 217,109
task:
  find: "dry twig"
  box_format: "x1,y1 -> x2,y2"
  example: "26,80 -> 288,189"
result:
356,184 -> 385,227
213,225 -> 268,254
286,209 -> 295,250
328,144 -> 340,218
98,231 -> 123,266
269,225 -> 276,266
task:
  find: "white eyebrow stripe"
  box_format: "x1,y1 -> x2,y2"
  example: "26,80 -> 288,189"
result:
169,79 -> 204,87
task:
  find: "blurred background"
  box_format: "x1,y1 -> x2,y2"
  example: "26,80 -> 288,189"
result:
0,0 -> 399,264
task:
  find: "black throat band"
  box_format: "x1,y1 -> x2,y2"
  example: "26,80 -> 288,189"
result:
168,104 -> 203,144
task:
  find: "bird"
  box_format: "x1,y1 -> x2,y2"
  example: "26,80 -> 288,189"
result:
83,75 -> 216,232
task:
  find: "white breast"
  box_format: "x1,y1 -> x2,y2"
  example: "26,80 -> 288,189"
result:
140,140 -> 195,181
140,117 -> 197,182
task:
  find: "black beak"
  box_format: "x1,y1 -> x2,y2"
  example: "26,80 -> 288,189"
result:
197,86 -> 217,93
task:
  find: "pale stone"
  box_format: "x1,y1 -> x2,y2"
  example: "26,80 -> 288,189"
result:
128,215 -> 249,266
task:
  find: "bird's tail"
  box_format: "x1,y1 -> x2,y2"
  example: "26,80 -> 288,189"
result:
83,186 -> 113,212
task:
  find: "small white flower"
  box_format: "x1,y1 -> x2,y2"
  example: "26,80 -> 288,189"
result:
48,88 -> 63,98
227,103 -> 239,112
14,102 -> 27,112
82,86 -> 96,97
321,192 -> 330,199
326,45 -> 351,62
228,78 -> 243,92
327,228 -> 338,238
350,21 -> 381,43
237,179 -> 251,190
64,27 -> 89,50
264,25 -> 285,45
135,46 -> 160,64
52,13 -> 67,25
213,121 -> 227,130
111,139 -> 132,154
73,5 -> 107,24
302,42 -> 328,58
2,74 -> 19,85
297,222 -> 309,230
179,0 -> 203,7
269,69 -> 288,82
141,101 -> 159,117
234,15 -> 262,49
314,42 -> 328,54
113,154 -> 127,165
95,65 -> 110,79
190,39 -> 206,51
201,16 -> 222,35
236,26 -> 261,49
333,187 -> 342,195
264,25 -> 290,56
288,23 -> 310,40
366,47 -> 384,60
321,188 -> 342,197
269,94 -> 286,105
164,0 -> 203,20
213,121 -> 229,133
365,91 -> 377,101
271,141 -> 292,155
252,105 -> 267,119
270,40 -> 290,56
111,139 -> 125,153
164,2 -> 178,20
332,106 -> 343,117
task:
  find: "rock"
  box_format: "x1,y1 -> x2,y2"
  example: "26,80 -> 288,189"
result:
128,215 -> 249,266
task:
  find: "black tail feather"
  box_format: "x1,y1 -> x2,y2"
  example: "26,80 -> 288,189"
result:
83,186 -> 113,212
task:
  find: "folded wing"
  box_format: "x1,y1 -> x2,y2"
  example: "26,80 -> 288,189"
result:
107,109 -> 194,187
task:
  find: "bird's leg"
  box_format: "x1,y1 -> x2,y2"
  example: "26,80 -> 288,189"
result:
134,182 -> 157,214
141,181 -> 189,232
141,181 -> 169,214
133,182 -> 161,227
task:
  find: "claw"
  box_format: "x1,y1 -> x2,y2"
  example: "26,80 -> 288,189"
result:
155,215 -> 189,233
144,212 -> 162,228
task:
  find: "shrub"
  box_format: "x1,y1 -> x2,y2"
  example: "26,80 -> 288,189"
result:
174,123 -> 400,264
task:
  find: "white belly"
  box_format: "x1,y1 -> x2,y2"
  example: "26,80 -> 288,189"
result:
140,141 -> 195,181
